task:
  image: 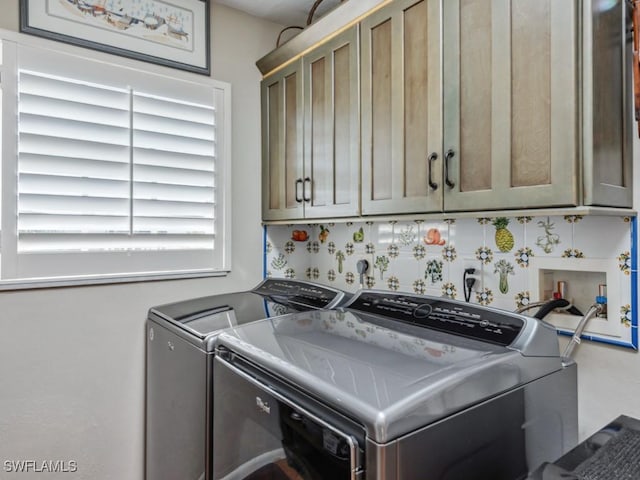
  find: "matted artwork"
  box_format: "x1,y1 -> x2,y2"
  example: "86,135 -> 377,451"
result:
20,0 -> 210,75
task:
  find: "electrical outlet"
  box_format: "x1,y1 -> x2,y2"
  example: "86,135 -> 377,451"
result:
462,258 -> 484,290
356,258 -> 370,288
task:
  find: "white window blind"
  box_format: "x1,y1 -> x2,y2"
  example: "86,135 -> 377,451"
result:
18,70 -> 132,249
1,40 -> 231,284
132,92 -> 216,245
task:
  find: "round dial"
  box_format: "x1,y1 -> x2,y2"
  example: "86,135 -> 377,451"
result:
413,303 -> 432,319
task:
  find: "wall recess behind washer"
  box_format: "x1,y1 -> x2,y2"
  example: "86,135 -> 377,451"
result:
529,258 -> 622,340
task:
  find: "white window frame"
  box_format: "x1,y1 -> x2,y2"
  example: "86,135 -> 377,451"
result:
0,30 -> 232,289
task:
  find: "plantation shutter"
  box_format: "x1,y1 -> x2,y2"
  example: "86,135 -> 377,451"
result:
17,70 -> 132,252
132,92 -> 217,250
0,41 -> 230,282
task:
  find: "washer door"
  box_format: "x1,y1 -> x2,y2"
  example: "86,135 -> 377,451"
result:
213,355 -> 364,480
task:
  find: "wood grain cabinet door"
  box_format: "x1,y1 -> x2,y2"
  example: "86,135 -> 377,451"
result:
361,0 -> 443,215
261,60 -> 305,221
583,0 -> 633,208
443,0 -> 579,211
303,26 -> 361,219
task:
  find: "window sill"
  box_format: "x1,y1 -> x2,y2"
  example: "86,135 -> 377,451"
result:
0,269 -> 230,291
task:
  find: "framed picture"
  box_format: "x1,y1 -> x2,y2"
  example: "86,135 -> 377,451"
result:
20,0 -> 210,75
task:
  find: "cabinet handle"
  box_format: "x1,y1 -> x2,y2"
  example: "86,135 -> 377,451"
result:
303,177 -> 312,203
295,178 -> 303,203
428,152 -> 438,191
444,149 -> 456,189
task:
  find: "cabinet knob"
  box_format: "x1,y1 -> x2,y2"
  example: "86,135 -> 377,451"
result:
428,152 -> 439,191
444,149 -> 456,189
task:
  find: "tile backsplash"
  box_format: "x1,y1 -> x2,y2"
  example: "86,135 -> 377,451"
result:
265,215 -> 636,348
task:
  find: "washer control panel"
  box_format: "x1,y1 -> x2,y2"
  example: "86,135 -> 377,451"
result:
347,291 -> 525,346
254,279 -> 346,310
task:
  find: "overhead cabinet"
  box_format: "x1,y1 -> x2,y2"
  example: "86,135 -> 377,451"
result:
362,0 -> 631,215
360,0 -> 442,215
582,0 -> 633,208
442,0 -> 579,211
260,0 -> 633,221
261,60 -> 304,221
261,27 -> 360,221
443,0 -> 631,211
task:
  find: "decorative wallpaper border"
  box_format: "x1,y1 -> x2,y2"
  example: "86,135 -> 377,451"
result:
264,215 -> 638,349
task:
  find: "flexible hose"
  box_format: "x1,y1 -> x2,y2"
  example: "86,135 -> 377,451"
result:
532,298 -> 570,320
562,303 -> 604,360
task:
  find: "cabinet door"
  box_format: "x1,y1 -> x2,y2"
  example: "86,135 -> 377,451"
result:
303,26 -> 360,219
443,0 -> 578,211
261,60 -> 304,221
361,0 -> 442,215
583,0 -> 633,208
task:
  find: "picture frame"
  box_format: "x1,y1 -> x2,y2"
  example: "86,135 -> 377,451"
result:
20,0 -> 210,75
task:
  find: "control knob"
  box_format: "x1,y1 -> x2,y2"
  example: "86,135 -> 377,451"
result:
413,304 -> 432,319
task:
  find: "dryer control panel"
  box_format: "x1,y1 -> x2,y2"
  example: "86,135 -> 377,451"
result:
346,291 -> 525,347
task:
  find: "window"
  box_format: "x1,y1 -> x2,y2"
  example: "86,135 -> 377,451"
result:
0,39 -> 231,286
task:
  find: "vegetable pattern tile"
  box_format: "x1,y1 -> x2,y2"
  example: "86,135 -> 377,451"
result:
265,216 -> 635,347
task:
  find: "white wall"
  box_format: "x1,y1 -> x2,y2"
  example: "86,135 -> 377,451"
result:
563,130 -> 640,440
0,3 -> 282,479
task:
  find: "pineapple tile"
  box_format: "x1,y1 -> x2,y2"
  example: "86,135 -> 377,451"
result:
493,217 -> 525,255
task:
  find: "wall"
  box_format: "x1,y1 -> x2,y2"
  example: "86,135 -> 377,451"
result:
0,3 -> 283,479
564,129 -> 640,438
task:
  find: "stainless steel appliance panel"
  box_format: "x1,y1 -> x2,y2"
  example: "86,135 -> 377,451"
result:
146,321 -> 209,480
146,279 -> 347,480
212,290 -> 577,479
213,355 -> 364,480
392,365 -> 577,479
216,308 -> 562,443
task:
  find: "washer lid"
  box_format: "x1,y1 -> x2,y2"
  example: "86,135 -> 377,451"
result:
216,307 -> 563,443
150,291 -> 273,339
148,279 -> 347,343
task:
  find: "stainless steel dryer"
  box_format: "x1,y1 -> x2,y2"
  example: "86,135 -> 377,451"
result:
145,279 -> 347,480
212,290 -> 578,480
